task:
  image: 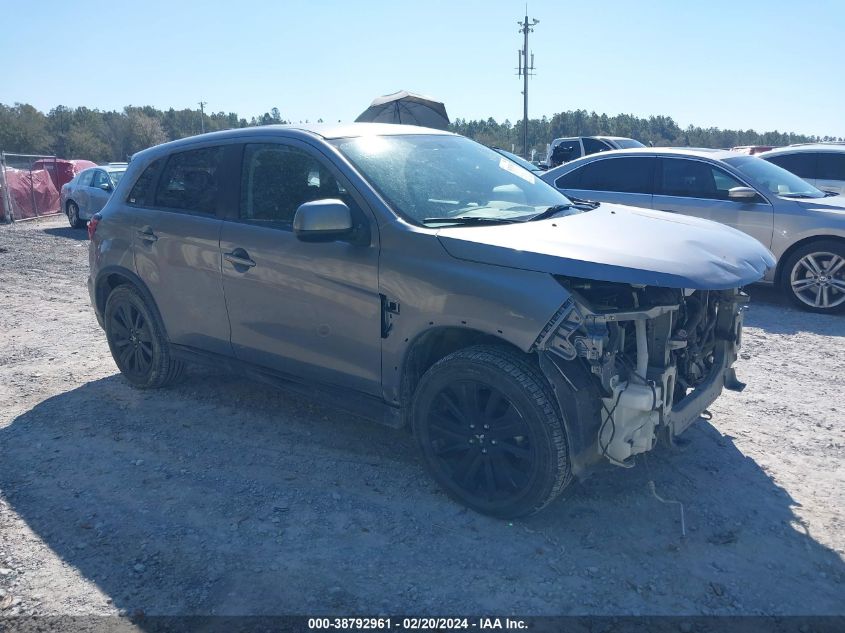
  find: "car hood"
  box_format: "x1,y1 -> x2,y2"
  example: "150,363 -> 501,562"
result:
791,194 -> 845,215
436,204 -> 775,290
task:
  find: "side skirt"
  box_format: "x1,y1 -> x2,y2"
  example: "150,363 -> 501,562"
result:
170,344 -> 403,429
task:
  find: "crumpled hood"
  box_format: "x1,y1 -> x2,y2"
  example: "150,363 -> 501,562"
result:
436,203 -> 775,290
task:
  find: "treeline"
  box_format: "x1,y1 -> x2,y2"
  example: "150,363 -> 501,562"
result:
1,102 -> 841,164
0,103 -> 302,163
451,111 -> 843,158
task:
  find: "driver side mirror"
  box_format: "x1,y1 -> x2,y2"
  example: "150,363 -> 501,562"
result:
728,186 -> 757,200
98,182 -> 113,192
293,199 -> 353,242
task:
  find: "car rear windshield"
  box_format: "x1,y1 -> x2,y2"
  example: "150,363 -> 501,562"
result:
725,155 -> 825,199
332,135 -> 575,226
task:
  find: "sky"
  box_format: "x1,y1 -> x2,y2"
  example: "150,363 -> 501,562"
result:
3,0 -> 843,137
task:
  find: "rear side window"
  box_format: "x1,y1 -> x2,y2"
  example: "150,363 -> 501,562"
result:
127,159 -> 162,206
240,143 -> 347,227
574,157 -> 654,194
554,168 -> 582,189
765,153 -> 816,179
582,137 -> 612,156
155,147 -> 225,214
816,153 -> 845,181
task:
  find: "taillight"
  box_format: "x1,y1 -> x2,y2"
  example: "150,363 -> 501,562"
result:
87,213 -> 101,240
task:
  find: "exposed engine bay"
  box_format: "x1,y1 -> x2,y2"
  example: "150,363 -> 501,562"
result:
537,278 -> 749,466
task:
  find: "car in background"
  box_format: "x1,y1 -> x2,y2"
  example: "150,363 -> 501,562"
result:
541,148 -> 845,313
60,163 -> 128,228
759,144 -> 845,195
731,145 -> 775,155
490,147 -> 544,174
544,136 -> 645,167
87,123 -> 772,517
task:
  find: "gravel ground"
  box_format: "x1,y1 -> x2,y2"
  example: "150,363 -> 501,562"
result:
0,216 -> 843,617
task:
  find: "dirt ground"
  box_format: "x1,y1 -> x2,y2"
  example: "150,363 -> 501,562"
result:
0,216 -> 842,618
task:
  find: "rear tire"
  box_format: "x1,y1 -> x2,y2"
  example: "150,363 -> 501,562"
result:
780,240 -> 845,314
411,345 -> 571,518
66,201 -> 84,229
104,285 -> 185,388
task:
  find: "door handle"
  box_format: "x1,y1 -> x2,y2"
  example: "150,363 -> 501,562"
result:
224,249 -> 256,269
137,228 -> 158,243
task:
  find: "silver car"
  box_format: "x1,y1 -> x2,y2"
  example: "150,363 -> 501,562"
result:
88,124 -> 772,517
60,163 -> 127,228
542,148 -> 845,313
759,143 -> 845,196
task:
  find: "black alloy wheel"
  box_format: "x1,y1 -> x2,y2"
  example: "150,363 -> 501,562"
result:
412,345 -> 571,518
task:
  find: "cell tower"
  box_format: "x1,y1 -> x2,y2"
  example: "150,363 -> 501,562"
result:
517,10 -> 539,158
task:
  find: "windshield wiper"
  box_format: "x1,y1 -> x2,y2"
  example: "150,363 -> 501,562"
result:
779,192 -> 819,199
525,204 -> 572,222
422,216 -> 521,226
567,196 -> 601,210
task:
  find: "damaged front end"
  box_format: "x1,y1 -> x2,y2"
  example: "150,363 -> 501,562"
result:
536,278 -> 748,474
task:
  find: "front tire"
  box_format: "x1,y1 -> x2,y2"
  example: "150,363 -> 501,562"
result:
104,285 -> 185,388
411,345 -> 571,518
66,201 -> 84,229
781,240 -> 845,314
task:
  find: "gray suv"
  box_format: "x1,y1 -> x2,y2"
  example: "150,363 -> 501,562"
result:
88,124 -> 773,518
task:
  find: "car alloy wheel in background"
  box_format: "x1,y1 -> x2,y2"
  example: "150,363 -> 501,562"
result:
784,241 -> 845,313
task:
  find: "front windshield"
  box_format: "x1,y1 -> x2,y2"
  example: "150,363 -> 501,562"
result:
108,170 -> 126,185
725,156 -> 825,199
333,134 -> 576,225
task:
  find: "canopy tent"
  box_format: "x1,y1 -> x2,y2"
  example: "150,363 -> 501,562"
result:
355,90 -> 450,130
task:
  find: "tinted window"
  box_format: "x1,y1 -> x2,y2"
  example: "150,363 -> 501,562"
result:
91,170 -> 110,189
575,157 -> 654,194
582,137 -> 612,156
109,170 -> 126,185
554,168 -> 582,189
816,153 -> 845,181
155,147 -> 225,214
659,159 -> 744,200
240,143 -> 347,227
765,153 -> 816,179
127,159 -> 162,206
78,170 -> 94,187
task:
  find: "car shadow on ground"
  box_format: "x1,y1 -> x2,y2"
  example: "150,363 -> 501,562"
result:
745,284 -> 843,336
43,226 -> 88,241
1,371 -> 843,617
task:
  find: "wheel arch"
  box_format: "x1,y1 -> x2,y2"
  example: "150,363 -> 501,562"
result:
775,234 -> 845,286
95,266 -> 169,339
398,326 -> 530,416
